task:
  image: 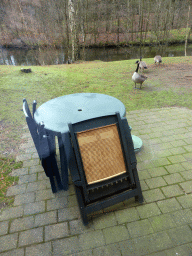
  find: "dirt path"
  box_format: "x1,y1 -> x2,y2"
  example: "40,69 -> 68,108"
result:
143,63 -> 192,91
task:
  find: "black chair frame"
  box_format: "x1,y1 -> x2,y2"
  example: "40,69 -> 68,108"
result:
23,98 -> 68,192
68,112 -> 143,225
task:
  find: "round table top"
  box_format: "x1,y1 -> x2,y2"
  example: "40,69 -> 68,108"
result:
34,93 -> 126,133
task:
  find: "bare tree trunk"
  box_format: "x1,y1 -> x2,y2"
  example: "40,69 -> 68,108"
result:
126,0 -> 131,43
154,0 -> 163,44
105,1 -> 110,43
78,0 -> 87,59
139,0 -> 144,45
93,1 -> 99,45
68,0 -> 76,62
162,1 -> 171,44
16,0 -> 28,39
145,0 -> 151,41
125,0 -> 134,44
64,1 -> 70,61
53,0 -> 67,48
117,17 -> 120,44
38,0 -> 51,46
185,4 -> 191,56
170,0 -> 176,29
131,2 -> 134,42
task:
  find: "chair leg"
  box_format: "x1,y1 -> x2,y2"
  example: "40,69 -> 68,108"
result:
41,154 -> 64,193
133,168 -> 143,203
50,153 -> 64,191
135,194 -> 144,203
55,172 -> 64,191
49,176 -> 57,193
58,135 -> 68,191
75,186 -> 89,225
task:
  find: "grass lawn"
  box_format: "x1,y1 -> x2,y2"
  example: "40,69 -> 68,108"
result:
1,56 -> 192,153
0,158 -> 23,208
0,56 -> 192,207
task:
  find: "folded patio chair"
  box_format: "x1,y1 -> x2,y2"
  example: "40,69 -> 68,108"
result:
23,98 -> 64,193
68,112 -> 143,225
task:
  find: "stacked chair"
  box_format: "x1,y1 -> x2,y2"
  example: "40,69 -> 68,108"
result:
23,98 -> 143,225
68,112 -> 143,225
23,99 -> 64,193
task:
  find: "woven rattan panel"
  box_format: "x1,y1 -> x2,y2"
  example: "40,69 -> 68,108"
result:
76,124 -> 127,185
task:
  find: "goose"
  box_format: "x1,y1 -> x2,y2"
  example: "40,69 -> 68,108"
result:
154,55 -> 162,64
138,57 -> 148,71
132,61 -> 147,89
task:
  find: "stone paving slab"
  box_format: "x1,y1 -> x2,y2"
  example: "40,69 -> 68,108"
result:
1,107 -> 192,255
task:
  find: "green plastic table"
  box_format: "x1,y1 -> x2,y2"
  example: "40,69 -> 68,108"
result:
34,93 -> 126,133
34,93 -> 143,153
34,93 -> 142,190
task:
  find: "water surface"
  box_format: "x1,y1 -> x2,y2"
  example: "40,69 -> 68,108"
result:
0,44 -> 192,66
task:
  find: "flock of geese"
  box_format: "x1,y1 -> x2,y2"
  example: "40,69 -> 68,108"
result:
132,55 -> 162,89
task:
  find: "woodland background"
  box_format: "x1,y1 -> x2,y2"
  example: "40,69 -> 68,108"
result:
0,0 -> 192,61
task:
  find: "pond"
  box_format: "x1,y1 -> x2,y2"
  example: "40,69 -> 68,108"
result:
0,43 -> 192,66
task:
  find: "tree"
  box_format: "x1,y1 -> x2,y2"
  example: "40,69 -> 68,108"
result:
68,0 -> 76,61
185,2 -> 191,56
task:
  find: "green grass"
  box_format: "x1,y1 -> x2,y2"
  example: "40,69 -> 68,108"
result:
0,55 -> 191,156
0,157 -> 23,207
1,56 -> 192,132
169,28 -> 191,41
100,28 -> 192,46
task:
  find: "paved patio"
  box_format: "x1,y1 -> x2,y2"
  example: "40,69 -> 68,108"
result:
1,107 -> 192,256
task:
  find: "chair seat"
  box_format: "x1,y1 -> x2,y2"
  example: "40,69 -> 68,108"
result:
77,124 -> 127,185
